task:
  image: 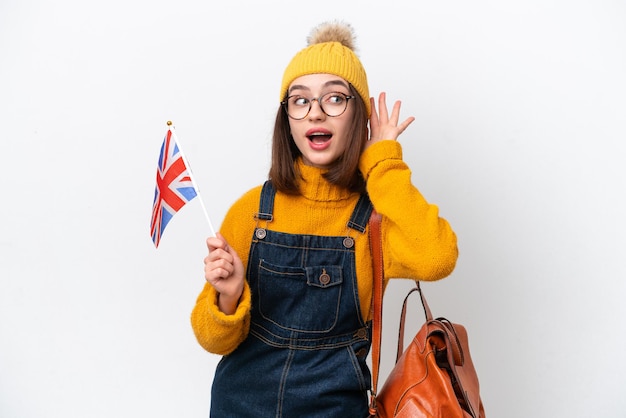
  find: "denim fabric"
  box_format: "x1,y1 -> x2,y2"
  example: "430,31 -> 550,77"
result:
210,181 -> 373,418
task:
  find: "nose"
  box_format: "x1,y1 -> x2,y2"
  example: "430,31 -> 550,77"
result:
308,99 -> 326,120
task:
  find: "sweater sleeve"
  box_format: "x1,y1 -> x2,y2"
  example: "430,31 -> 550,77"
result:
190,282 -> 251,355
190,186 -> 261,355
359,140 -> 458,281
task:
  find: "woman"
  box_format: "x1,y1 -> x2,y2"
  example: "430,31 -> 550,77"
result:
191,21 -> 458,417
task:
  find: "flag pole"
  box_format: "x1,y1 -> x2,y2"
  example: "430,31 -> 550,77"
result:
167,120 -> 216,237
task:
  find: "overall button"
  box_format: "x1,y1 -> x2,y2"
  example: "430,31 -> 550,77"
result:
255,228 -> 267,239
355,328 -> 368,340
343,237 -> 354,248
319,269 -> 331,285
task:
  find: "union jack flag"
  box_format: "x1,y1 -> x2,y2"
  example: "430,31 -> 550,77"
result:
150,129 -> 198,247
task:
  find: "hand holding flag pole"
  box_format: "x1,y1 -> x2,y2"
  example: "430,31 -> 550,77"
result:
150,121 -> 216,248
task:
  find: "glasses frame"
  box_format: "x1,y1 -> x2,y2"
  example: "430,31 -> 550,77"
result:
281,92 -> 356,120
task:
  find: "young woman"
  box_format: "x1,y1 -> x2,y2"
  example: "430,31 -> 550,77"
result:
191,21 -> 458,417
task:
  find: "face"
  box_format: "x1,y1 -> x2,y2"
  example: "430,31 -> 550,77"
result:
286,73 -> 355,169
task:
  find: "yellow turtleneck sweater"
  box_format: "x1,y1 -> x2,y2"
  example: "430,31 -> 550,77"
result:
191,140 -> 458,355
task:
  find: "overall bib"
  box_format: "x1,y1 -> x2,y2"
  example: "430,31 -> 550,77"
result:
211,181 -> 373,418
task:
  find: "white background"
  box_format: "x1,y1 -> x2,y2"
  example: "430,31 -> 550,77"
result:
1,0 -> 625,417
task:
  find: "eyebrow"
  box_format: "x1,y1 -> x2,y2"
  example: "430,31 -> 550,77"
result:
288,79 -> 350,95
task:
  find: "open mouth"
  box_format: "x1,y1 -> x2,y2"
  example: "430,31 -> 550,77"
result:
307,132 -> 332,144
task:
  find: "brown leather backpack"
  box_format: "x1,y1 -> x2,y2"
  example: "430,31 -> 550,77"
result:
368,211 -> 486,418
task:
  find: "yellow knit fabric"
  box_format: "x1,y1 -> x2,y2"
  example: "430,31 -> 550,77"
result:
191,140 -> 458,355
280,41 -> 371,116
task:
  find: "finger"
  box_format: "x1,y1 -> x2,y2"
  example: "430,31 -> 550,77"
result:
208,259 -> 234,277
369,97 -> 378,125
205,248 -> 233,266
206,236 -> 225,253
205,259 -> 234,282
389,100 -> 403,125
206,268 -> 230,285
377,92 -> 389,122
216,232 -> 233,253
397,116 -> 416,135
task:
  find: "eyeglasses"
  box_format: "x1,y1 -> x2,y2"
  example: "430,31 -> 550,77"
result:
281,91 -> 355,120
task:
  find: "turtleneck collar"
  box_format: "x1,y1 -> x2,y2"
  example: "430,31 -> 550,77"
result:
296,159 -> 354,203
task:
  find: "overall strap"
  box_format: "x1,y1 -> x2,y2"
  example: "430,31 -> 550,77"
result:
255,180 -> 373,234
255,180 -> 275,221
347,193 -> 373,233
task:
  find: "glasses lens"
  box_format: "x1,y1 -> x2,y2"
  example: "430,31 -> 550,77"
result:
286,96 -> 309,120
320,92 -> 349,117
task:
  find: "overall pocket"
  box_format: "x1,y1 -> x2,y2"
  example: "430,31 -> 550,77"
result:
257,259 -> 343,332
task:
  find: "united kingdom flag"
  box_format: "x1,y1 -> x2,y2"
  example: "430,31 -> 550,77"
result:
150,128 -> 198,247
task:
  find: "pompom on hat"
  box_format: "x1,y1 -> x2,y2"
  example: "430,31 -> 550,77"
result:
280,21 -> 371,116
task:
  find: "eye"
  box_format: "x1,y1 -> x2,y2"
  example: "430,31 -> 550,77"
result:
323,92 -> 347,105
290,96 -> 310,107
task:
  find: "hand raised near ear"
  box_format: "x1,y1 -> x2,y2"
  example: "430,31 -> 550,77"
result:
367,92 -> 415,148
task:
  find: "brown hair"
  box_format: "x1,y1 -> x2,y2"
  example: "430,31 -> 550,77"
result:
268,84 -> 369,194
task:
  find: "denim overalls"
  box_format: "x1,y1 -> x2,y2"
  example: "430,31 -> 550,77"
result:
210,181 -> 373,418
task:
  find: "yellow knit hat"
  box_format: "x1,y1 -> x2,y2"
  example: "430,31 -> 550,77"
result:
280,22 -> 371,116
